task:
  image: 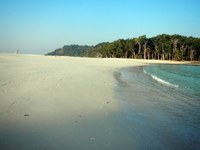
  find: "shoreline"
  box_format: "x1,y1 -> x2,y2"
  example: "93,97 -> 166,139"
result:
0,54 -> 194,149
114,65 -> 200,149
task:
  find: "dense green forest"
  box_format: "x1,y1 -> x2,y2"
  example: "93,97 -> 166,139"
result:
47,34 -> 200,61
47,45 -> 93,56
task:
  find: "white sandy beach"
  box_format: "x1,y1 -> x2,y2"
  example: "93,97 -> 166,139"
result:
0,54 -> 186,150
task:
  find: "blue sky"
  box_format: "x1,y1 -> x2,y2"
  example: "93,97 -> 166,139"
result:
0,0 -> 200,54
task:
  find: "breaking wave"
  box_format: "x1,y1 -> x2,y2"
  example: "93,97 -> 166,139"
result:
143,69 -> 179,88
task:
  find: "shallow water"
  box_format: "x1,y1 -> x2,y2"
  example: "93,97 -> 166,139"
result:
144,64 -> 200,96
114,65 -> 200,150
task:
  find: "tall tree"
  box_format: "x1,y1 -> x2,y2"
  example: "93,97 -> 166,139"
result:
135,35 -> 147,59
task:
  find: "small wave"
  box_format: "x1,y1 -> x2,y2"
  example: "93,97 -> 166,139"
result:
143,69 -> 179,88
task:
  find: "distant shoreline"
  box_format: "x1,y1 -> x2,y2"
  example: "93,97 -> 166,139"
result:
1,52 -> 199,64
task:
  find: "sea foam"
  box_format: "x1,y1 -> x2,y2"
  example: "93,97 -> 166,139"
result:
143,69 -> 179,88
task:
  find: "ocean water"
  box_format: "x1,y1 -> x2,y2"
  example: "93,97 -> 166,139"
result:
144,64 -> 200,96
114,64 -> 200,150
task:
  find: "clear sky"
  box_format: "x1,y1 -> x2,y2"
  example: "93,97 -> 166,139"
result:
0,0 -> 200,54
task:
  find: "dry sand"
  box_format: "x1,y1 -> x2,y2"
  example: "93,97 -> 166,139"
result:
0,54 -> 187,150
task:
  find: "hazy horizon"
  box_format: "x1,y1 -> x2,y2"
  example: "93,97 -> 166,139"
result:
1,0 -> 200,54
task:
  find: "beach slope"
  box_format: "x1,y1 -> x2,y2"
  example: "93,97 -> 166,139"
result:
0,54 -> 185,150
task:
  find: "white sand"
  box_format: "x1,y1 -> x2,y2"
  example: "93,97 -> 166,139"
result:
0,54 -> 187,149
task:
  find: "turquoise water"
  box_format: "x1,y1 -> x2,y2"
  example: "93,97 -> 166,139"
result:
114,65 -> 200,150
143,64 -> 200,97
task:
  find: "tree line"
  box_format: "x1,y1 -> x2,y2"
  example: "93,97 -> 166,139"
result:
47,34 -> 200,61
88,34 -> 200,61
47,45 -> 93,56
